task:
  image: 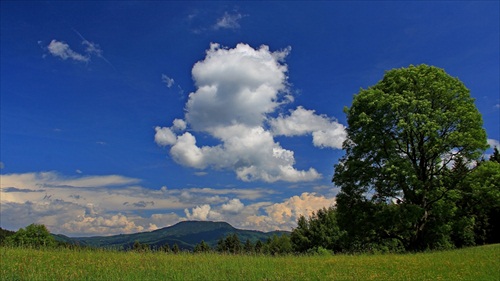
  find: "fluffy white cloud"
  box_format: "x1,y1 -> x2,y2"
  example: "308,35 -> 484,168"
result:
487,138 -> 500,149
47,40 -> 89,62
182,192 -> 337,232
172,119 -> 186,131
1,171 -> 291,235
60,213 -> 153,236
154,126 -> 177,146
265,192 -> 335,224
166,126 -> 320,182
270,106 -> 346,149
244,192 -> 337,231
155,43 -> 334,183
187,43 -> 289,131
221,198 -> 244,214
184,204 -> 222,221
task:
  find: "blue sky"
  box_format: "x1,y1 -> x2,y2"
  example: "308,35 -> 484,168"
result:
1,1 -> 498,236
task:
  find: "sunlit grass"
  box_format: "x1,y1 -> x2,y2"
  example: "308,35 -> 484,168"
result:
1,244 -> 499,280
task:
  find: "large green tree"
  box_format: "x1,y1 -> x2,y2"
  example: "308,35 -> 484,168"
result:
333,64 -> 488,250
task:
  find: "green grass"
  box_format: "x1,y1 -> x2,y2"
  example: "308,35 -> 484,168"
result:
1,244 -> 499,280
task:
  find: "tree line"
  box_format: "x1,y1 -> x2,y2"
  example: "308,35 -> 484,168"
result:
128,233 -> 294,255
1,224 -> 295,255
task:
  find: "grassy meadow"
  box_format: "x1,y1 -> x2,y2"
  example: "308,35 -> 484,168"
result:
1,244 -> 499,280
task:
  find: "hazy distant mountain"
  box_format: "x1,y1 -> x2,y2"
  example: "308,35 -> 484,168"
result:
53,221 -> 289,250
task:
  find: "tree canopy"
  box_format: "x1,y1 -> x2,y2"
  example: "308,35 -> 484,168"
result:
332,64 -> 489,251
6,224 -> 56,248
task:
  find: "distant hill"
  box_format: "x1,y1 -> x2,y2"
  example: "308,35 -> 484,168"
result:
53,221 -> 289,250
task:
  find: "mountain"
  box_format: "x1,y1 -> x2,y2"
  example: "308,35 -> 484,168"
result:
54,221 -> 289,250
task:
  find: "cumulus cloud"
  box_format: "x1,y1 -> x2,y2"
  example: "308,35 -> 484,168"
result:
47,40 -> 89,62
154,126 -> 177,146
155,43 -> 337,183
60,213 -> 156,236
187,43 -> 289,130
184,204 -> 220,220
0,171 -> 290,235
487,138 -> 500,149
181,192 -> 337,232
221,198 -> 244,214
270,106 -> 347,149
244,192 -> 336,231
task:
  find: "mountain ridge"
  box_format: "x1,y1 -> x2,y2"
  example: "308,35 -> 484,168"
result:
53,220 -> 290,250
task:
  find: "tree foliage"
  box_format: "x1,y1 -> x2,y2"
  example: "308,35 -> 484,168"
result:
0,227 -> 15,246
216,233 -> 242,254
490,147 -> 500,163
291,207 -> 345,253
194,240 -> 211,253
333,64 -> 489,251
6,224 -> 56,248
132,240 -> 150,252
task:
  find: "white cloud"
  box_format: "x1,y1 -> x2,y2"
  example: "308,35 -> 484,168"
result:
214,12 -> 244,30
488,138 -> 500,149
172,119 -> 186,131
221,198 -> 244,214
0,171 -> 288,235
154,126 -> 177,146
184,192 -> 338,232
161,74 -> 175,88
47,40 -> 89,62
187,43 -> 289,130
270,106 -> 347,149
243,192 -> 337,231
60,213 -> 151,236
82,40 -> 103,57
0,171 -> 139,190
184,204 -> 218,220
178,187 -> 275,200
45,34 -> 109,66
155,43 -> 328,183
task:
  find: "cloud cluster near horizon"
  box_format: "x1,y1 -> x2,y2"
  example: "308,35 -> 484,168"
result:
155,43 -> 346,183
0,172 -> 336,236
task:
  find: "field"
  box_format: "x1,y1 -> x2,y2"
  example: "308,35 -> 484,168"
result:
1,244 -> 499,280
